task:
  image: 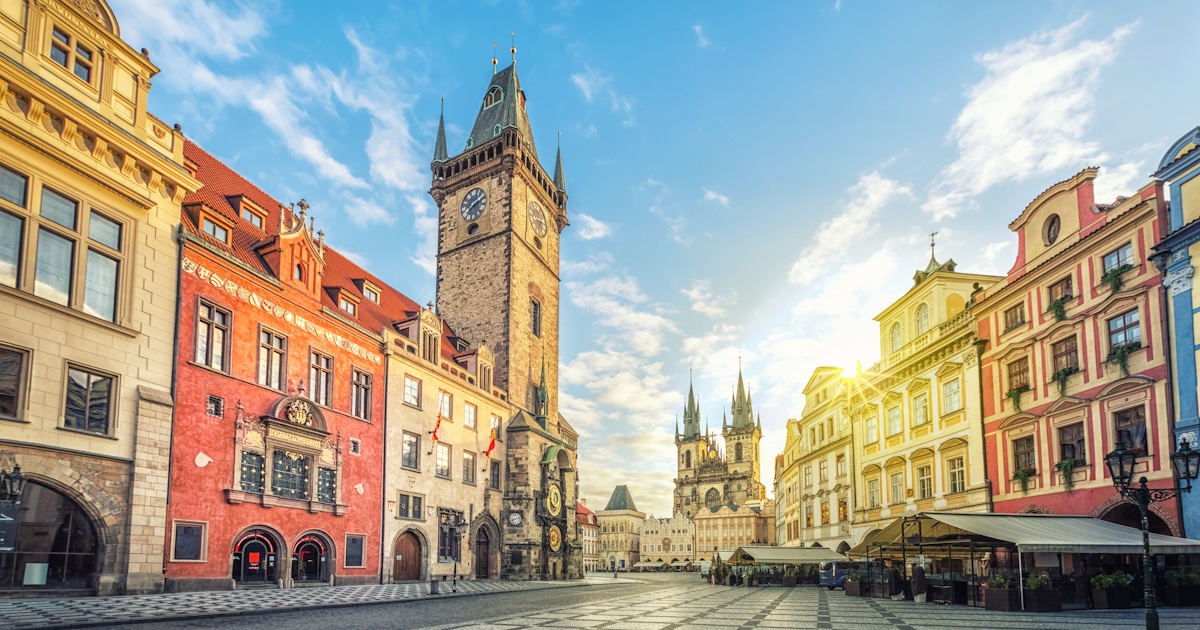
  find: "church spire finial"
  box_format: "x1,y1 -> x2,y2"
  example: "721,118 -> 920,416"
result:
433,98 -> 448,163
510,31 -> 517,63
492,43 -> 498,74
553,132 -> 567,193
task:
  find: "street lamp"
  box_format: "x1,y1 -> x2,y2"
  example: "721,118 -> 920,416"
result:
450,513 -> 468,593
1104,439 -> 1200,630
0,465 -> 27,554
1,464 -> 27,503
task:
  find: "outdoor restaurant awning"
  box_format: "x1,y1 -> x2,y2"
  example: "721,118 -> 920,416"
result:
714,550 -> 736,564
729,545 -> 848,565
847,511 -> 1200,556
670,561 -> 689,567
631,562 -> 661,569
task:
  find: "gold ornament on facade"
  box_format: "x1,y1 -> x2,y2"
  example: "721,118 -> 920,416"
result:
286,399 -> 314,427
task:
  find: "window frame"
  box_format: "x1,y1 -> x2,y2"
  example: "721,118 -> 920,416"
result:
1115,406 -> 1148,452
169,519 -> 208,563
396,491 -> 425,520
915,464 -> 933,500
0,344 -> 30,422
195,298 -> 231,372
62,363 -> 116,435
866,478 -> 881,509
912,393 -> 930,427
1108,309 -> 1141,349
464,402 -> 477,430
257,327 -> 287,391
435,442 -> 451,479
531,298 -> 542,338
339,295 -> 358,316
490,459 -> 502,490
886,405 -> 902,436
1003,304 -> 1026,331
1051,335 -> 1079,373
942,378 -> 962,414
1058,422 -> 1087,463
403,375 -> 421,408
463,450 -> 476,485
438,390 -> 453,421
350,368 -> 372,421
888,471 -> 905,505
400,431 -> 420,471
1013,435 -> 1036,472
200,215 -> 230,245
1102,243 -> 1134,274
865,416 -> 879,444
1007,357 -> 1030,390
308,350 -> 333,407
946,456 -> 966,494
344,534 -> 367,568
1048,275 -> 1074,303
48,25 -> 96,85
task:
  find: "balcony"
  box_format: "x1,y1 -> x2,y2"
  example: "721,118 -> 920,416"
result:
869,308 -> 974,373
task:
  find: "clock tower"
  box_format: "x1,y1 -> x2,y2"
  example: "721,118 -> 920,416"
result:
430,60 -> 579,580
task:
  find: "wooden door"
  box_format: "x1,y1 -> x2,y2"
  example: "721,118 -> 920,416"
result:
392,532 -> 421,581
474,528 -> 490,578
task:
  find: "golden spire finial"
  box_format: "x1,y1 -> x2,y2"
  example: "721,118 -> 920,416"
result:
510,31 -> 516,63
492,43 -> 497,74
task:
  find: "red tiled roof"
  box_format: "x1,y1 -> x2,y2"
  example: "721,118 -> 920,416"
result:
181,140 -> 462,362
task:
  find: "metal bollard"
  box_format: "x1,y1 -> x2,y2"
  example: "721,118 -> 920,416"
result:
430,578 -> 440,594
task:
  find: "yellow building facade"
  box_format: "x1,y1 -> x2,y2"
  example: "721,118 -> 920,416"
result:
0,0 -> 198,594
850,254 -> 999,546
694,499 -> 775,560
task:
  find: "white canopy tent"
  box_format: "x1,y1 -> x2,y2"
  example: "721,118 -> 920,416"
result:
728,545 -> 848,566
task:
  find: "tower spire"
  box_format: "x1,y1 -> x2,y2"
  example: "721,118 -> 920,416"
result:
433,98 -> 448,163
510,31 -> 516,63
553,131 -> 567,193
492,43 -> 497,74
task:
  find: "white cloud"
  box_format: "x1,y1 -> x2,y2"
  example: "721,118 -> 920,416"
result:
693,25 -> 711,48
681,324 -> 743,377
342,195 -> 396,229
570,65 -> 634,118
923,17 -> 1135,220
407,195 -> 438,275
681,280 -> 735,318
576,213 -> 612,240
567,275 -> 679,356
563,251 -> 614,276
1093,161 -> 1145,204
112,0 -> 264,63
703,188 -> 729,206
788,172 -> 912,284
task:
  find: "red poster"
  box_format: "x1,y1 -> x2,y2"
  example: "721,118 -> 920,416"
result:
248,552 -> 260,564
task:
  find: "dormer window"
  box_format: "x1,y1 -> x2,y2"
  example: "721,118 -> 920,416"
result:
241,207 -> 263,229
200,217 -> 229,244
362,282 -> 381,304
339,296 -> 358,316
294,264 -> 305,281
484,86 -> 503,108
50,27 -> 93,84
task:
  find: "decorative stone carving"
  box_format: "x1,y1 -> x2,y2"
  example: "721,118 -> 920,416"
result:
1165,266 -> 1194,296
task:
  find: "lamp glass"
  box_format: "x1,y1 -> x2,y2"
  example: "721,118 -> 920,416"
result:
1106,442 -> 1136,489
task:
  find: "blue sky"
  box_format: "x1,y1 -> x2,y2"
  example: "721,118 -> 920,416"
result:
110,0 -> 1200,517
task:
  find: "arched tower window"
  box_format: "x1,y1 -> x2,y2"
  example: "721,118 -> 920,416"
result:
735,443 -> 743,462
484,86 -> 503,108
915,303 -> 929,335
685,451 -> 692,468
889,322 -> 902,354
294,264 -> 305,281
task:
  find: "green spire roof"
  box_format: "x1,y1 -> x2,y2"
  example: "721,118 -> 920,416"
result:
466,64 -> 538,160
433,101 -> 448,163
553,141 -> 567,193
604,485 -> 638,512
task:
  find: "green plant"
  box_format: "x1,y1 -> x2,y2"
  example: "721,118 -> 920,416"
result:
1026,574 -> 1051,589
1090,573 -> 1131,589
1013,467 -> 1036,495
1050,366 -> 1078,396
987,575 -> 1010,589
1047,297 -> 1068,321
1165,570 -> 1181,586
1006,384 -> 1031,411
1101,263 -> 1135,293
1107,341 -> 1143,377
783,570 -> 795,578
1054,458 -> 1084,491
1186,573 -> 1200,586
847,571 -> 865,582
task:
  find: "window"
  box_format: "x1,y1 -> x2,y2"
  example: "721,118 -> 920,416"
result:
1004,304 -> 1025,330
865,416 -> 878,443
438,508 -> 463,562
316,467 -> 336,503
916,465 -> 933,499
1059,422 -> 1086,463
838,499 -> 848,521
490,460 -> 501,490
271,451 -> 310,499
401,432 -> 420,470
484,86 -> 503,108
363,284 -> 380,304
1050,336 -> 1079,373
240,207 -> 263,229
205,394 -> 224,419
912,394 -> 929,427
1115,407 -> 1147,451
805,506 -> 813,528
201,217 -> 229,244
889,323 -> 902,353
309,351 -> 332,406
339,296 -> 357,316
438,390 -> 452,420
1109,309 -> 1141,348
0,209 -> 21,288
171,521 -> 207,562
867,479 -> 881,509
463,451 -> 476,484
491,414 -> 502,441
349,438 -> 361,455
196,300 -> 230,371
257,329 -> 286,390
947,456 -> 966,494
240,452 -> 265,493
1103,243 -> 1133,273
820,502 -> 830,525
531,298 -> 542,337
351,369 -> 372,420
436,443 -> 451,478
1049,276 -> 1073,303
344,535 -> 365,568
0,346 -> 28,419
1013,436 -> 1036,471
1008,357 -> 1030,389
889,472 -> 905,505
819,460 -> 828,483
915,303 -> 930,335
63,366 -> 113,434
293,264 -> 304,281
397,492 -> 424,519
403,376 -> 421,407
464,403 -> 477,429
942,378 -> 962,414
804,466 -> 812,487
886,405 -> 902,436
836,454 -> 846,477
49,27 -> 93,83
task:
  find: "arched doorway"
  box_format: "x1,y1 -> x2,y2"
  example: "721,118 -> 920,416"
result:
836,541 -> 851,555
0,481 -> 98,591
392,531 -> 422,582
1100,503 -> 1172,536
292,533 -> 330,584
474,528 -> 490,579
232,529 -> 280,585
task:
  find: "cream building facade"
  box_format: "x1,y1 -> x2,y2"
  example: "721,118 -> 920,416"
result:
788,368 -> 855,553
851,252 -> 999,546
596,485 -> 643,571
0,0 -> 199,595
694,499 -> 775,560
639,512 -> 696,565
577,500 -> 598,572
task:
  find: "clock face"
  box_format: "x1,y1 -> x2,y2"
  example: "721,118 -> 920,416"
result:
461,188 -> 487,221
528,201 -> 548,237
547,484 -> 562,517
508,511 -> 523,526
548,524 -> 562,552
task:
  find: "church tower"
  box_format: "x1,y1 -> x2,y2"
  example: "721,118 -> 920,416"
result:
674,377 -> 703,515
431,62 -> 567,421
724,367 -> 762,487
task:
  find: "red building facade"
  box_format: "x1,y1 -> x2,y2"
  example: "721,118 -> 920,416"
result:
974,168 -> 1180,534
164,142 -> 387,591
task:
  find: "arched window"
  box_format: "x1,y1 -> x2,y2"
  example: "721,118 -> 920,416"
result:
484,86 -> 503,108
915,303 -> 929,335
889,322 -> 902,354
705,488 -> 721,508
735,443 -> 743,462
1,481 -> 98,589
294,264 -> 305,281
685,451 -> 692,468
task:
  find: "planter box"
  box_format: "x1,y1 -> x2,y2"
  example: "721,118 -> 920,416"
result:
1092,587 -> 1133,609
1024,589 -> 1062,612
1162,584 -> 1200,607
782,576 -> 797,588
984,587 -> 1020,612
844,580 -> 863,596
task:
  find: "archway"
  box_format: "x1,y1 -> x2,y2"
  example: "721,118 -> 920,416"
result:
291,531 -> 332,584
0,481 -> 98,590
392,530 -> 424,582
474,527 -> 491,579
836,541 -> 851,555
232,528 -> 282,586
1099,503 -> 1172,536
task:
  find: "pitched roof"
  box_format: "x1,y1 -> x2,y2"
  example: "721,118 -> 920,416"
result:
604,485 -> 638,512
466,64 -> 538,160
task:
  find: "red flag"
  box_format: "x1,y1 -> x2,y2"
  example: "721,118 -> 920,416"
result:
484,429 -> 497,457
431,414 -> 442,442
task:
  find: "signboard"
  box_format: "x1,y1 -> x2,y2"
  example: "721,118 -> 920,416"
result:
0,502 -> 16,552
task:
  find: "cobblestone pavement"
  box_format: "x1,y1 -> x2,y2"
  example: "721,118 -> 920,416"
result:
0,577 -> 631,630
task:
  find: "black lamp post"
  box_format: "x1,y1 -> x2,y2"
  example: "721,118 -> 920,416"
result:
0,465 -> 27,554
1104,439 -> 1200,630
0,464 -> 27,503
451,513 -> 468,593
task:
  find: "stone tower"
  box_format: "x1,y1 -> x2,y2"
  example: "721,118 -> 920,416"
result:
724,368 -> 762,486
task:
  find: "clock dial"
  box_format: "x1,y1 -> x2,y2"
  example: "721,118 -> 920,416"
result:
461,188 -> 487,221
528,201 -> 548,237
548,525 -> 562,551
508,511 -> 523,526
547,484 -> 562,517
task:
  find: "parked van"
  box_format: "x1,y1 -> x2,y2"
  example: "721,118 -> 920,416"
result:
819,561 -> 865,589
698,561 -> 712,578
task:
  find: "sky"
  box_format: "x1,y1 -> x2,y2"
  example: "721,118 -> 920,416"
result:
109,0 -> 1200,517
